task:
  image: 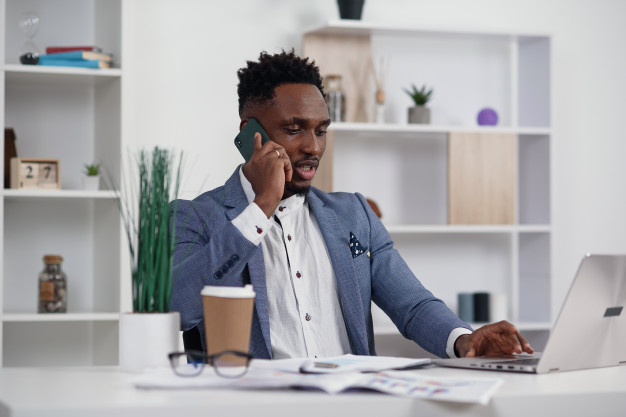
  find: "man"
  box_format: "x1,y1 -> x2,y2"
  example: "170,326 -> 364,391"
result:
170,50 -> 534,360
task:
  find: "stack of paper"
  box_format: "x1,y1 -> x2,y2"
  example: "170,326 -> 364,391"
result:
133,354 -> 503,405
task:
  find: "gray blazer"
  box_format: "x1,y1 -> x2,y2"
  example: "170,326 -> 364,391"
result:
170,167 -> 471,359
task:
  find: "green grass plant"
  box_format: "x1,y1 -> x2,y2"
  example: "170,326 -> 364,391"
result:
118,147 -> 182,313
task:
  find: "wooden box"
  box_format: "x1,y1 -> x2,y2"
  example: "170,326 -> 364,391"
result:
448,132 -> 516,224
10,157 -> 61,189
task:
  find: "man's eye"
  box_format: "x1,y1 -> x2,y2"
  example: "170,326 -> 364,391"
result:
285,128 -> 300,135
316,130 -> 327,137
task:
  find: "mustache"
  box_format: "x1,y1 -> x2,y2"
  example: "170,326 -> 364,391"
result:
293,157 -> 319,167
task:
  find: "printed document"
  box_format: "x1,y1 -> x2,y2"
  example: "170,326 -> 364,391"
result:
133,355 -> 502,405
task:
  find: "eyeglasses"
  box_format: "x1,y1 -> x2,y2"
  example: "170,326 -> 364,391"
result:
168,350 -> 253,378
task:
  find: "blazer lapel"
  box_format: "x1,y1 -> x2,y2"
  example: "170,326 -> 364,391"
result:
307,191 -> 369,355
223,167 -> 272,358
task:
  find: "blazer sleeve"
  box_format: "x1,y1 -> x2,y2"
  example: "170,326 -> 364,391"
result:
356,193 -> 472,358
168,197 -> 258,331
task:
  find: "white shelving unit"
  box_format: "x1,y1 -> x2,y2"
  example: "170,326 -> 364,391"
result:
2,189 -> 118,199
1,0 -> 125,367
303,21 -> 552,335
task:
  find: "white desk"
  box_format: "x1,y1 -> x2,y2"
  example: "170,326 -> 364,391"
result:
0,365 -> 625,417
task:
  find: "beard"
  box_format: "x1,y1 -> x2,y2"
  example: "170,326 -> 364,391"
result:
283,182 -> 311,199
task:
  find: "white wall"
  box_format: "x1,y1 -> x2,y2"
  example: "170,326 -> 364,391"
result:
123,0 -> 626,323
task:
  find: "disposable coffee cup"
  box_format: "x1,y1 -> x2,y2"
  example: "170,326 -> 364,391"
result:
201,285 -> 255,364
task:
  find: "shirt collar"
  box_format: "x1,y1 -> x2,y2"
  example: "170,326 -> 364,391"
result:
239,166 -> 306,217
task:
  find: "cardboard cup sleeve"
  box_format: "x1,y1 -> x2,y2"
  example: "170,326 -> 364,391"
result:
201,285 -> 255,363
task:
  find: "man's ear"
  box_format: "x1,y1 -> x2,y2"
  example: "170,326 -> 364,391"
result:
239,118 -> 249,131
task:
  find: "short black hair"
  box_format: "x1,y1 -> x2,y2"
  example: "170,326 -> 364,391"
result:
237,49 -> 325,116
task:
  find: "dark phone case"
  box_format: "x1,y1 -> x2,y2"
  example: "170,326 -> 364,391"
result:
234,118 -> 271,162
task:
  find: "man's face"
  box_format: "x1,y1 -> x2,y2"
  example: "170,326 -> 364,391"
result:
254,83 -> 330,198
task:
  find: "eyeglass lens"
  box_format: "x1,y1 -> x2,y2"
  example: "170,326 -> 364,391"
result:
172,351 -> 206,377
212,351 -> 249,378
170,351 -> 250,378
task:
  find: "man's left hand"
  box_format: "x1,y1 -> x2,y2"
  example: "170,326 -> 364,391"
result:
455,321 -> 535,358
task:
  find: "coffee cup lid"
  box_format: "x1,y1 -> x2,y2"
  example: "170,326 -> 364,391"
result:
201,284 -> 255,298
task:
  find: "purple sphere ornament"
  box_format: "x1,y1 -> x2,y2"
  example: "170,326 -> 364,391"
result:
477,108 -> 498,126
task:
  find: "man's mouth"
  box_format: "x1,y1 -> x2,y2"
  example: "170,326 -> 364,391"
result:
294,161 -> 318,181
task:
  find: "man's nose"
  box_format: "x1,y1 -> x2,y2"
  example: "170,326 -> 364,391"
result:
301,130 -> 321,154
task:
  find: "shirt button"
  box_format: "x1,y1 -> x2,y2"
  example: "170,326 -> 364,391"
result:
279,206 -> 285,212
287,234 -> 292,241
296,271 -> 302,278
305,313 -> 311,321
256,226 -> 263,234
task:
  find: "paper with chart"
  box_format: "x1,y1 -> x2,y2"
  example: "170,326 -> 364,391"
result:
133,355 -> 503,405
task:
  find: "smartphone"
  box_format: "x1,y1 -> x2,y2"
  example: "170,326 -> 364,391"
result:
234,118 -> 272,162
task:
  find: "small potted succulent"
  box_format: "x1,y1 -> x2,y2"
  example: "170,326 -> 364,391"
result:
404,84 -> 433,124
82,162 -> 100,190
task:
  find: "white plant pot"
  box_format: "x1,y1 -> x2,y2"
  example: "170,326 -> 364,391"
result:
82,175 -> 100,190
119,311 -> 180,373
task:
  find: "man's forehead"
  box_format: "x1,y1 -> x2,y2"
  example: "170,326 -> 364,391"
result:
271,84 -> 327,115
247,83 -> 328,124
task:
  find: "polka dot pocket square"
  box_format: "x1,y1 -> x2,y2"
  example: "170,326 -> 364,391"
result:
349,232 -> 369,258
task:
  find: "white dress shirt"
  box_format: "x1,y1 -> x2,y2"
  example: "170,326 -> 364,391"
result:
232,169 -> 351,359
232,168 -> 470,358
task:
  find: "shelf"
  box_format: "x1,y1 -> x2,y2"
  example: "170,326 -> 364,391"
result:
3,64 -> 122,86
2,189 -> 118,200
330,122 -> 551,136
1,0 -> 125,369
385,225 -> 551,234
304,19 -> 550,40
306,20 -> 553,340
2,313 -> 120,322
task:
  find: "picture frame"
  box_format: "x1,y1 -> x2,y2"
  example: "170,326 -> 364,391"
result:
10,157 -> 61,189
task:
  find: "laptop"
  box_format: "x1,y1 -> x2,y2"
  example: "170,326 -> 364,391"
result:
434,254 -> 626,374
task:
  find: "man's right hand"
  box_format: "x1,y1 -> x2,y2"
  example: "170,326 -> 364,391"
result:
243,132 -> 292,218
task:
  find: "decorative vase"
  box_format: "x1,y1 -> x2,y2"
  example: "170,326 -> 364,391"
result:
408,106 -> 430,124
337,0 -> 364,20
324,74 -> 345,122
375,89 -> 386,124
119,311 -> 180,372
477,108 -> 499,126
82,175 -> 100,190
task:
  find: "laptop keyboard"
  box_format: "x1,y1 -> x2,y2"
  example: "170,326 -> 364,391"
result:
487,358 -> 540,366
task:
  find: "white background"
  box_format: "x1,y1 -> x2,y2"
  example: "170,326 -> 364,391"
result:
122,0 -> 626,322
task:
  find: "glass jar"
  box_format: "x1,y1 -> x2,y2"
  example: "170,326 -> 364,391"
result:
324,74 -> 345,122
38,255 -> 67,313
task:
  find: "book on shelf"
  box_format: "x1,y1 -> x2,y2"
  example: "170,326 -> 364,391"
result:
45,46 -> 103,54
37,58 -> 112,69
41,50 -> 113,62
